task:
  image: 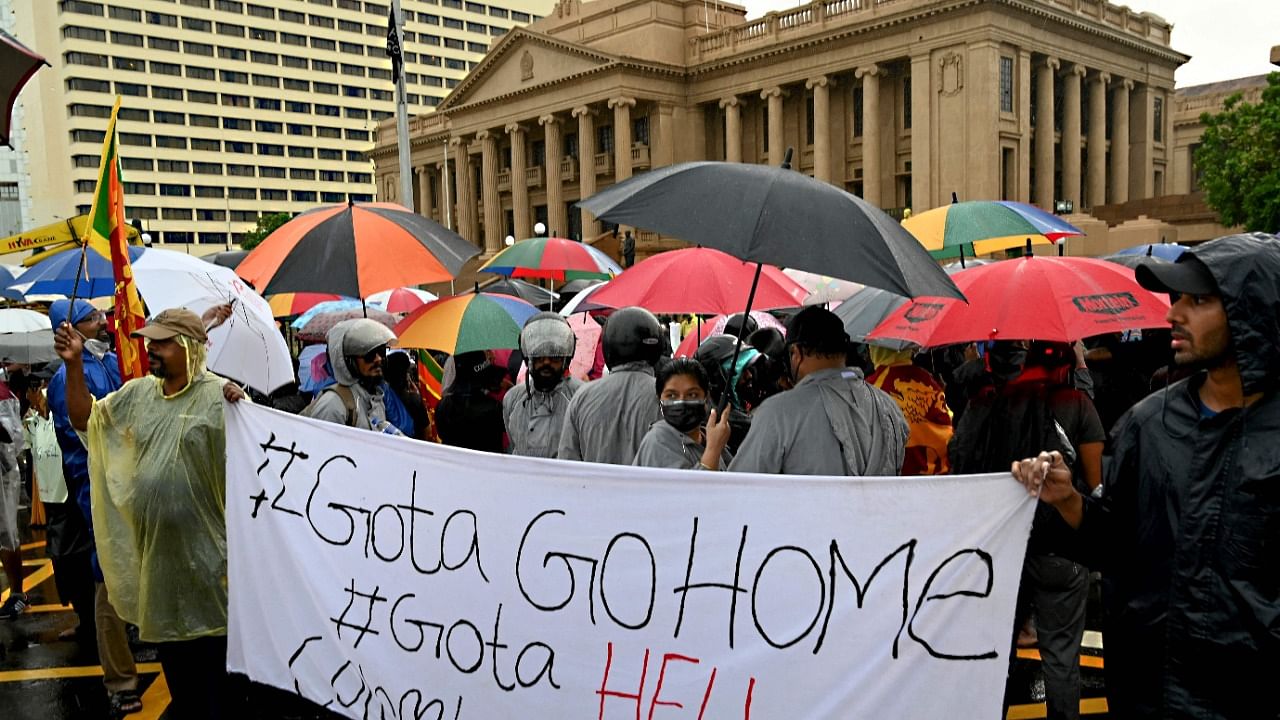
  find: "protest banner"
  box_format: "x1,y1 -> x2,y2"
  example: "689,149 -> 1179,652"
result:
225,403 -> 1036,719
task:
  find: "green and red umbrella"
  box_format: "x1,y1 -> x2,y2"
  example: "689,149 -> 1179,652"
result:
236,201 -> 479,298
393,292 -> 540,355
903,201 -> 1082,259
478,236 -> 622,283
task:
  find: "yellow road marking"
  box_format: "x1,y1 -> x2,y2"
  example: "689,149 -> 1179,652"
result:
1,559 -> 56,602
1007,697 -> 1109,718
22,557 -> 52,567
27,603 -> 72,613
135,672 -> 171,720
0,662 -> 162,683
1016,648 -> 1106,669
19,540 -> 46,552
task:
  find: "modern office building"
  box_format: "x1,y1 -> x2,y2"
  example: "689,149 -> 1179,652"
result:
374,0 -> 1225,258
11,0 -> 555,247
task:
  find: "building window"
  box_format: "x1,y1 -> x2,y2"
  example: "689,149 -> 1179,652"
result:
113,57 -> 145,72
288,146 -> 315,158
184,41 -> 214,57
292,190 -> 318,202
119,108 -> 149,122
189,90 -> 217,104
193,162 -> 223,174
256,121 -> 282,134
348,172 -> 372,183
903,76 -> 912,130
317,126 -> 342,139
312,37 -> 337,51
255,98 -> 282,110
221,70 -> 248,84
761,107 -> 769,152
248,4 -> 275,19
181,0 -> 211,7
291,169 -> 317,181
231,211 -> 258,223
131,207 -> 159,219
149,36 -> 180,51
147,11 -> 178,27
122,159 -> 154,172
346,150 -> 366,162
109,6 -> 141,21
157,159 -> 190,173
217,0 -> 244,11
226,141 -> 253,153
319,170 -> 344,182
218,47 -> 247,61
314,82 -> 339,95
192,138 -> 221,151
221,93 -> 249,108
111,31 -> 144,47
63,27 -> 105,42
345,129 -> 371,141
596,125 -> 613,155
122,181 -> 156,194
319,149 -> 342,161
190,114 -> 218,128
345,107 -> 368,119
160,184 -> 192,197
217,22 -> 246,37
156,135 -> 187,149
69,104 -> 112,119
116,82 -> 148,97
227,163 -> 255,176
632,116 -> 650,146
196,186 -> 223,198
489,6 -> 507,18
287,123 -> 313,136
153,86 -> 183,100
229,187 -> 256,199
1153,97 -> 1164,142
152,62 -> 182,76
182,17 -> 212,32
259,166 -> 286,178
163,231 -> 193,242
65,52 -> 109,67
155,111 -> 186,125
310,15 -> 335,29
446,58 -> 466,70
196,210 -> 227,222
999,56 -> 1014,113
162,208 -> 194,220
280,9 -> 304,22
187,65 -> 216,81
257,143 -> 285,156
512,10 -> 530,22
72,155 -> 100,168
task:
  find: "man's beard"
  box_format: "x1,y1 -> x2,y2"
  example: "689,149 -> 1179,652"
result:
531,367 -> 561,392
148,353 -> 167,378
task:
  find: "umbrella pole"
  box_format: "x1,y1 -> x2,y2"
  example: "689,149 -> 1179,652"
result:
719,262 -> 763,413
67,242 -> 90,308
362,298 -> 367,318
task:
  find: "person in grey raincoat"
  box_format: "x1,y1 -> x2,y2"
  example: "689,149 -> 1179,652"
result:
504,313 -> 582,458
633,358 -> 732,470
303,318 -> 400,433
558,307 -> 663,465
729,306 -> 908,475
1013,232 -> 1280,719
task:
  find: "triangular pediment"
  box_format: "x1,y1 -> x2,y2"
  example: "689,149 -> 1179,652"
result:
439,29 -> 619,110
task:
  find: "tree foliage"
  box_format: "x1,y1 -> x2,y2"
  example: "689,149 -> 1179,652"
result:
1195,72 -> 1280,233
240,212 -> 292,250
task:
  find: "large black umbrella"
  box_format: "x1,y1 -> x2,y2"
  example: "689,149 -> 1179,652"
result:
1,29 -> 48,148
473,277 -> 559,307
202,249 -> 249,269
579,160 -> 963,300
832,286 -> 912,350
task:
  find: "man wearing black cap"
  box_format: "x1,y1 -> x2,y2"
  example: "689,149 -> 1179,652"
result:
729,306 -> 908,475
1013,232 -> 1280,719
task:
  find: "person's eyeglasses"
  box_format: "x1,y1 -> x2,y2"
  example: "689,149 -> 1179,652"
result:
361,346 -> 388,362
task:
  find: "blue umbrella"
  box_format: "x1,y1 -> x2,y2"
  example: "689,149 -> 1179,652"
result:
290,298 -> 365,329
1114,242 -> 1188,262
0,265 -> 22,300
8,244 -> 144,298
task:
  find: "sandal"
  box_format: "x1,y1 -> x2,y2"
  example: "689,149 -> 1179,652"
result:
109,690 -> 144,717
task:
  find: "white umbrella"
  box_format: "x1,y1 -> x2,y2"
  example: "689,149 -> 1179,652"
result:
185,295 -> 294,395
781,269 -> 863,305
0,308 -> 51,333
0,329 -> 55,364
366,287 -> 437,314
558,281 -> 608,316
130,247 -> 276,320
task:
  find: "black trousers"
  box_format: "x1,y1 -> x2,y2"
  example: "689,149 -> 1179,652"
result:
1005,554 -> 1090,720
157,636 -> 241,719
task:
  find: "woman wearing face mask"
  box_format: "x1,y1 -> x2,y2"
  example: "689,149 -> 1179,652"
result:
632,358 -> 732,470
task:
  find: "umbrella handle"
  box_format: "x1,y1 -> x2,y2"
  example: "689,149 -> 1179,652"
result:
67,242 -> 90,308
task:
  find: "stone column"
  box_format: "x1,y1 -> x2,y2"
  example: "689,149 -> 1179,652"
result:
609,96 -> 635,182
855,65 -> 881,205
453,138 -> 480,245
505,123 -> 530,240
806,76 -> 831,182
718,96 -> 742,162
1034,56 -> 1059,210
572,105 -> 598,239
652,102 -> 677,167
1017,49 -> 1032,203
417,165 -> 434,220
1110,78 -> 1133,204
1061,63 -> 1085,209
1129,83 -> 1154,200
1086,71 -> 1109,208
478,130 -> 502,254
910,53 -> 933,210
539,114 -> 566,237
761,86 -> 786,165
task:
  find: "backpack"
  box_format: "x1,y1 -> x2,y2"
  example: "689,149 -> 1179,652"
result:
302,384 -> 358,427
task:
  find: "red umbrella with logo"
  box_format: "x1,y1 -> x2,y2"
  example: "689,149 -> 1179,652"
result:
866,254 -> 1172,347
588,247 -> 807,314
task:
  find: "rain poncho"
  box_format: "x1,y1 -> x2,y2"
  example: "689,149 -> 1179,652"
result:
84,337 -> 230,642
633,419 -> 731,470
729,367 -> 908,476
0,382 -> 22,551
304,321 -> 396,432
503,377 -> 582,458
557,362 -> 661,465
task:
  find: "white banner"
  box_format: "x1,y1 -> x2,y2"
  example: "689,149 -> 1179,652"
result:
226,403 -> 1036,720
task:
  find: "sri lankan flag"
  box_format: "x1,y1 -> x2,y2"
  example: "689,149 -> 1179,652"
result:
83,98 -> 147,381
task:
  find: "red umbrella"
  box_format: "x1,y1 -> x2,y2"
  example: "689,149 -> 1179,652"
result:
1,29 -> 49,148
589,247 -> 807,314
866,255 -> 1172,347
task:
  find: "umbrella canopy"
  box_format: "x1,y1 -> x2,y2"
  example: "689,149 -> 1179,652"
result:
867,255 -> 1172,347
674,311 -> 787,357
942,258 -> 995,274
297,308 -> 397,343
1,29 -> 48,148
394,293 -> 539,355
202,249 -> 249,269
0,308 -> 50,333
0,265 -> 21,300
478,236 -> 622,282
1101,253 -> 1171,270
267,292 -> 347,318
903,201 -> 1080,259
10,243 -> 144,298
1113,242 -> 1188,261
0,329 -> 55,365
475,277 -> 559,306
366,286 -> 437,314
236,201 -> 479,298
579,161 -> 963,300
558,281 -> 609,316
590,248 -> 807,314
832,286 -> 912,349
186,295 -> 294,394
291,299 -> 367,329
781,268 -> 863,305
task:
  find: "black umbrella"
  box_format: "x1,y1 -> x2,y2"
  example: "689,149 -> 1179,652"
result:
832,286 -> 912,350
579,159 -> 963,300
1102,245 -> 1170,270
474,277 -> 559,307
202,249 -> 249,270
1,29 -> 48,149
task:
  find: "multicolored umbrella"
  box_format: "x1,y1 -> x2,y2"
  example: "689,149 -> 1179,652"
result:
903,201 -> 1082,259
474,277 -> 559,307
366,286 -> 437,314
296,307 -> 397,343
393,293 -> 539,355
236,201 -> 479,298
267,292 -> 347,318
291,299 -> 367,329
478,236 -> 622,283
1,28 -> 48,148
673,311 -> 786,357
589,247 -> 807,314
866,255 -> 1172,347
782,268 -> 863,305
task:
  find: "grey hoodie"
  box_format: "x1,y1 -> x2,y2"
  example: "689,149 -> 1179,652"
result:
304,322 -> 391,430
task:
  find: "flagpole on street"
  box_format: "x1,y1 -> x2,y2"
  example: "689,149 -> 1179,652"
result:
391,0 -> 415,212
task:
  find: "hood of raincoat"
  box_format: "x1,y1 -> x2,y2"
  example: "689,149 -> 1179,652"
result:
49,299 -> 97,329
325,319 -> 395,387
1186,232 -> 1280,396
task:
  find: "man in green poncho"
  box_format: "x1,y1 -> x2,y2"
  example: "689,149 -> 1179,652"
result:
54,306 -> 243,720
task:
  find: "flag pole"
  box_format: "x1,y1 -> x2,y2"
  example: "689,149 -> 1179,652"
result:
391,0 -> 414,212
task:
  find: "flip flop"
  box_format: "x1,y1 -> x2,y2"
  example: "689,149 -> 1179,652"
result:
109,690 -> 143,717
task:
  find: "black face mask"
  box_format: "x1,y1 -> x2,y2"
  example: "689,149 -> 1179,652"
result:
661,399 -> 709,433
988,344 -> 1028,382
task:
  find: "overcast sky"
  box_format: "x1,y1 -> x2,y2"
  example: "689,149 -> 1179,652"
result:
735,0 -> 1278,88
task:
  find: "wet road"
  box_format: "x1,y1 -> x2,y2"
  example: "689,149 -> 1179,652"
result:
3,516 -> 1110,719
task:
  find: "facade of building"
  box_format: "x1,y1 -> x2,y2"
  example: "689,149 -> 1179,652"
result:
1,0 -> 32,239
372,0 -> 1190,257
12,0 -> 554,247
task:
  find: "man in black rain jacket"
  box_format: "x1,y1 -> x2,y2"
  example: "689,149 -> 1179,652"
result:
1012,232 -> 1280,719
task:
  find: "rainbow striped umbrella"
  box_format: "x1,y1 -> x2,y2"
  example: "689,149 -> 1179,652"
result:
478,236 -> 622,284
393,292 -> 539,355
903,201 -> 1082,259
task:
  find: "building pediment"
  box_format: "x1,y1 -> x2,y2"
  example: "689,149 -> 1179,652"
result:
439,29 -> 620,111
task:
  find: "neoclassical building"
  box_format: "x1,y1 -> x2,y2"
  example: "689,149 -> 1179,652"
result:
371,0 -> 1188,255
